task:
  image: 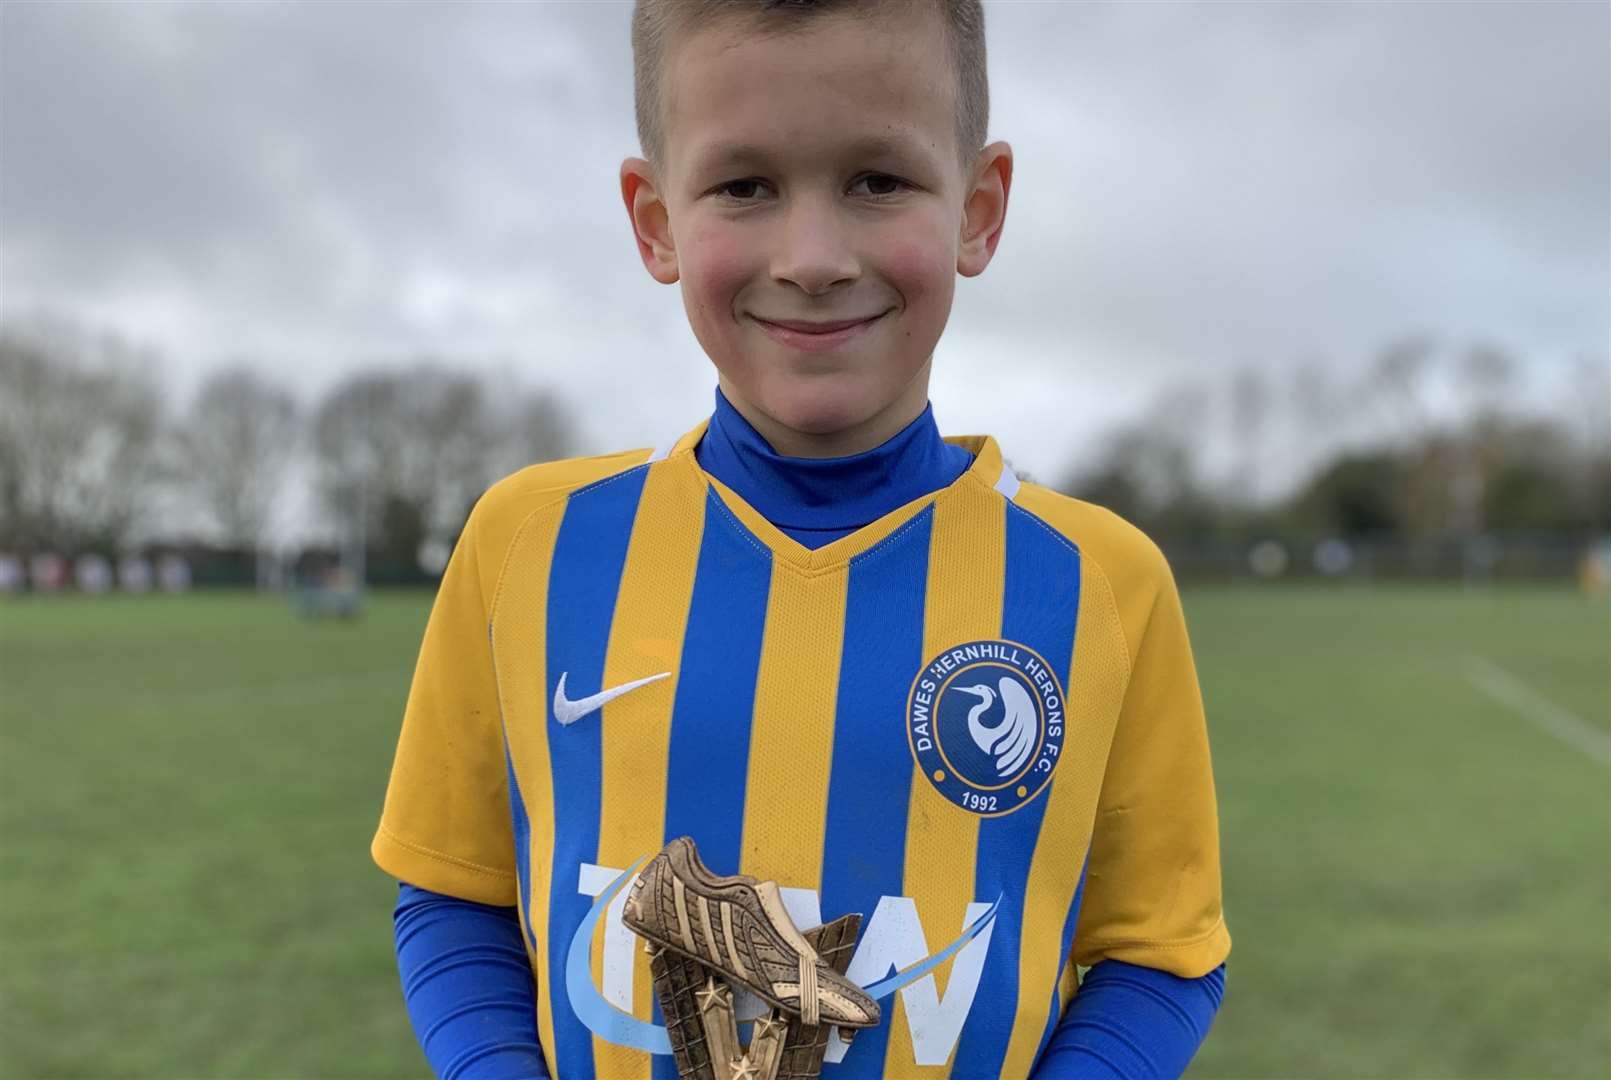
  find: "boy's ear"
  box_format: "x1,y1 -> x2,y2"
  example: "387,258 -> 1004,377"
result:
957,141 -> 1013,278
621,157 -> 679,284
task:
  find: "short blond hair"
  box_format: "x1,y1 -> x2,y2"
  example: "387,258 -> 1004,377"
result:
631,0 -> 989,177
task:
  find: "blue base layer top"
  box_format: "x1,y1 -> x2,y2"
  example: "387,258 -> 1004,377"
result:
394,882 -> 551,1080
1033,959 -> 1226,1079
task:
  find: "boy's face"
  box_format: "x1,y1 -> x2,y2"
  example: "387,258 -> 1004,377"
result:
622,4 -> 1012,455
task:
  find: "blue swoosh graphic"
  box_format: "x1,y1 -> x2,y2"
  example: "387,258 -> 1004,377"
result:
565,860 -> 672,1055
568,860 -> 1002,1054
858,893 -> 1001,1002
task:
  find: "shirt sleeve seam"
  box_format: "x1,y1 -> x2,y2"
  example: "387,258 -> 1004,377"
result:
378,822 -> 518,880
486,474 -> 639,625
987,484 -> 1134,685
1081,553 -> 1133,685
486,492 -> 573,625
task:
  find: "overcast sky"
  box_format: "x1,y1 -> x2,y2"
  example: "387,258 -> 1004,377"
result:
3,0 -> 1607,486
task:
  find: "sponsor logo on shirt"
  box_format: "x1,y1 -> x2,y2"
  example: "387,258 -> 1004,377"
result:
571,861 -> 1000,1067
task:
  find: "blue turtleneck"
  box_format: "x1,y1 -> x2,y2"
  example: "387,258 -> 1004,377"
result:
694,387 -> 975,549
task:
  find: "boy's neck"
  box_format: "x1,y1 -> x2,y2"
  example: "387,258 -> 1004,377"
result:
715,365 -> 933,459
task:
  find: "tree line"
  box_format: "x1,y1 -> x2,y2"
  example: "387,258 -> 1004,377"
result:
1064,337 -> 1610,551
1,316 -> 1606,586
0,317 -> 574,581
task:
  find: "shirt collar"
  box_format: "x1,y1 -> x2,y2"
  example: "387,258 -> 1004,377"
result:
693,387 -> 974,533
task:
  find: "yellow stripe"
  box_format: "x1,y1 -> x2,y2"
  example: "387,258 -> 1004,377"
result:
998,550 -> 1131,1074
591,461 -> 705,1080
739,563 -> 848,889
489,508 -> 566,1078
1058,961 -> 1080,1018
885,489 -> 1005,1077
991,489 -> 1133,1075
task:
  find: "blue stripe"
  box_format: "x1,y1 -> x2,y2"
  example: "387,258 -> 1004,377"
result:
1034,850 -> 1092,1065
654,488 -> 773,1080
661,490 -> 772,867
543,465 -> 650,1080
951,502 -> 1081,1077
503,739 -> 538,952
818,505 -> 933,1075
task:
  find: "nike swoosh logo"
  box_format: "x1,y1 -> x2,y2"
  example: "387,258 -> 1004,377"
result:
553,670 -> 671,726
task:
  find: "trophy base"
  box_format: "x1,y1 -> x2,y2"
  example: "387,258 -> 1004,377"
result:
648,910 -> 864,1080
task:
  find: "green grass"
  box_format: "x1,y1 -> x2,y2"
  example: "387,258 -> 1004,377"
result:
1185,586 -> 1611,1080
1,592 -> 427,1079
1,586 -> 1607,1079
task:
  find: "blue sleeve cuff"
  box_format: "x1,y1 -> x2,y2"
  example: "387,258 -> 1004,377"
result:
1033,959 -> 1226,1079
394,881 -> 550,1080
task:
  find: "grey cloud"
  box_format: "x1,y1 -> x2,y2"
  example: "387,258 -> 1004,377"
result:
2,0 -> 1605,479
973,1 -> 1608,371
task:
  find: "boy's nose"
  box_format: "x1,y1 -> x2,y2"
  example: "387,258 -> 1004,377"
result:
770,195 -> 859,296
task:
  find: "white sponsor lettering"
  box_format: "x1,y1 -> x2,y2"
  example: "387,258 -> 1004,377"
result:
825,897 -> 995,1065
576,863 -> 639,1010
578,863 -> 993,1067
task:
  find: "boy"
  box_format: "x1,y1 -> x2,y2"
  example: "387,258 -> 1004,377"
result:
372,1 -> 1230,1077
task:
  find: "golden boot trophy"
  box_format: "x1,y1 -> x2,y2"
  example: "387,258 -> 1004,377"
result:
622,836 -> 880,1080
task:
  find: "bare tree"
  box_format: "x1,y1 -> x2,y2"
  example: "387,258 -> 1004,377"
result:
312,364 -> 505,573
1227,365 -> 1269,505
1365,335 -> 1438,444
413,367 -> 496,533
1563,353 -> 1610,457
0,319 -> 163,551
1456,342 -> 1516,425
1559,353 -> 1611,529
1063,384 -> 1212,535
173,366 -> 299,552
495,386 -> 576,480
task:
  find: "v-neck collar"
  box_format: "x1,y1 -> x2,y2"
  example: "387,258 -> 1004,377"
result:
661,418 -> 1012,574
695,389 -> 973,544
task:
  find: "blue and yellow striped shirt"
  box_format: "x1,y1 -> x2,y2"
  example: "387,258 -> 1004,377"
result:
373,419 -> 1230,1079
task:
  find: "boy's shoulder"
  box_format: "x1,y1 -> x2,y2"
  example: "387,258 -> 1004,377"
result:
1010,479 -> 1169,583
463,446 -> 653,560
944,436 -> 1171,606
452,437 -> 1183,663
1009,478 -> 1179,666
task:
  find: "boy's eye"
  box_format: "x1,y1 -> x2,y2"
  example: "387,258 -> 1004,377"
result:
716,178 -> 768,201
851,173 -> 909,198
711,174 -> 911,202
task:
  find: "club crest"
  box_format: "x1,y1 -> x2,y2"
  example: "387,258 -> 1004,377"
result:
906,639 -> 1066,816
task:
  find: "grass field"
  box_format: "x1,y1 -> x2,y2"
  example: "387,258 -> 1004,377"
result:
2,585 -> 1607,1079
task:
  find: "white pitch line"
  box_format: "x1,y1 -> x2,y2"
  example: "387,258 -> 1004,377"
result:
1462,654 -> 1611,767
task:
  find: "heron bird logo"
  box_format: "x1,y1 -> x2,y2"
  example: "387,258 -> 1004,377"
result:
955,678 -> 1037,778
906,639 -> 1068,817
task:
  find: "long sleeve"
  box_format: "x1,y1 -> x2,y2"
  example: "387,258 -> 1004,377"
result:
394,881 -> 550,1079
1032,960 -> 1226,1079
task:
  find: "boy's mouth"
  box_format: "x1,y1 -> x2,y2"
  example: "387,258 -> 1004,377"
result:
750,311 -> 888,352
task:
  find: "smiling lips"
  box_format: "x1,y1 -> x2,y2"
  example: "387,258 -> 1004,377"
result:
751,311 -> 887,352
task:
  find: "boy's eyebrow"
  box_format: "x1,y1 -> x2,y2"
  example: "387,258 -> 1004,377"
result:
690,132 -> 929,170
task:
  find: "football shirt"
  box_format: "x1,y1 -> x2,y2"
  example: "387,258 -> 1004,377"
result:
372,418 -> 1231,1079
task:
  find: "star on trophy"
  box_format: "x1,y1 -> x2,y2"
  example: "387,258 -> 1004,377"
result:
621,837 -> 880,1080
